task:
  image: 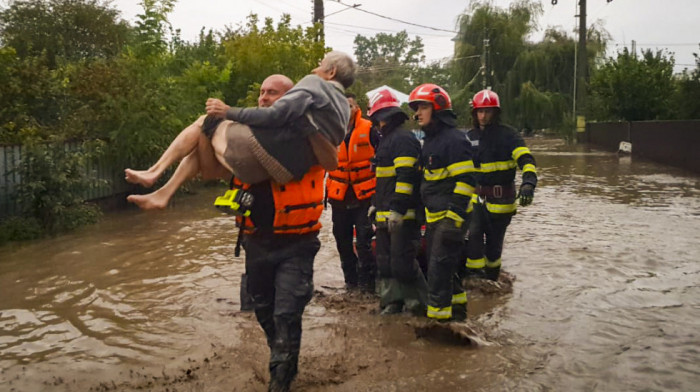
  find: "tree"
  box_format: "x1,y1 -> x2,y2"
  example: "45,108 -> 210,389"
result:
221,14 -> 326,106
589,48 -> 676,121
673,47 -> 700,120
353,30 -> 425,93
0,0 -> 131,67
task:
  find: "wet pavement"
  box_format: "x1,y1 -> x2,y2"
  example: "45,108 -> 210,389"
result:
0,137 -> 699,391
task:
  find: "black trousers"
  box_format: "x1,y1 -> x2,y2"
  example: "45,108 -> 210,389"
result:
425,221 -> 467,320
467,207 -> 512,267
244,233 -> 320,388
331,199 -> 376,289
375,221 -> 427,311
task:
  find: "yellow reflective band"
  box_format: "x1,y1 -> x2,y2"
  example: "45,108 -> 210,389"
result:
486,258 -> 502,268
466,258 -> 486,269
445,210 -> 464,228
454,181 -> 475,197
512,146 -> 531,161
394,156 -> 417,168
523,163 -> 537,174
425,209 -> 447,223
452,292 -> 467,305
480,160 -> 518,173
376,210 -> 390,222
403,209 -> 417,220
375,166 -> 396,177
214,190 -> 251,216
486,202 -> 517,214
395,182 -> 414,195
427,305 -> 452,320
447,160 -> 476,176
467,202 -> 474,213
423,167 -> 448,181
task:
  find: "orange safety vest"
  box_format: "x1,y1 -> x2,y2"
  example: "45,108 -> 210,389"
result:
234,165 -> 325,235
326,111 -> 376,201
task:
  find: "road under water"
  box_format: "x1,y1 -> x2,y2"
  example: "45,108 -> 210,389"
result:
1,137 -> 698,391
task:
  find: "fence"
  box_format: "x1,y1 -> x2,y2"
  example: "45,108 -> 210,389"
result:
585,120 -> 700,174
0,142 -> 132,219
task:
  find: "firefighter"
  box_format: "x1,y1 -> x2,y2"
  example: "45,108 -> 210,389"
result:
409,84 -> 476,322
326,93 -> 378,293
367,88 -> 427,315
465,89 -> 537,281
212,54 -> 356,392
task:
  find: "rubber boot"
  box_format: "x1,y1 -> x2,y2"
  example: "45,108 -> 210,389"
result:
451,303 -> 467,322
485,267 -> 500,282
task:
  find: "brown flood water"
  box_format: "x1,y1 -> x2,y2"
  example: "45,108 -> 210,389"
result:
1,137 -> 699,391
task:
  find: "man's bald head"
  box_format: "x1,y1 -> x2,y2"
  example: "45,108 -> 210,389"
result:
258,74 -> 294,107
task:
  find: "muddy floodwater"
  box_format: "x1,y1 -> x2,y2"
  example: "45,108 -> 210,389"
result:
1,137 -> 699,391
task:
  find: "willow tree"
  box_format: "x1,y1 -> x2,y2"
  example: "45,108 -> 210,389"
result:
451,0 -> 541,123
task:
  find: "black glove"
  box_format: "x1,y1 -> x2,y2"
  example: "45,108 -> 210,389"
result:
438,218 -> 465,244
518,183 -> 535,207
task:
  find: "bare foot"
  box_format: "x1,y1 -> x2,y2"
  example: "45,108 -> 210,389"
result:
124,169 -> 160,188
127,193 -> 168,210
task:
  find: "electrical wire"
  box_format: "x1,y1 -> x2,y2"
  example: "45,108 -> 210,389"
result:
329,0 -> 458,33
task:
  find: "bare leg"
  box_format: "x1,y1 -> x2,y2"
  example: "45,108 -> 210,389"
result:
127,122 -> 232,210
124,116 -> 206,188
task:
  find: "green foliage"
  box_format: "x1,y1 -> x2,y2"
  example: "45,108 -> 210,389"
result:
353,30 -> 426,93
13,138 -> 104,235
589,48 -> 676,121
673,48 -> 700,120
0,0 -> 131,67
221,14 -> 326,106
0,216 -> 43,244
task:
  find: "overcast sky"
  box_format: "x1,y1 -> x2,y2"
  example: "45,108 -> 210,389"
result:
112,0 -> 699,74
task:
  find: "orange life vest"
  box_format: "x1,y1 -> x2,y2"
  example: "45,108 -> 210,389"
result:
326,111 -> 376,201
234,165 -> 325,235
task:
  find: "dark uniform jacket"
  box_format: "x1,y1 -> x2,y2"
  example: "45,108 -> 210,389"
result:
373,125 -> 422,222
420,121 -> 477,225
466,123 -> 538,215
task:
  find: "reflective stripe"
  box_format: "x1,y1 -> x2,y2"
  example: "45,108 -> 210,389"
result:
523,163 -> 537,175
486,202 -> 517,214
480,160 -> 517,173
376,209 -> 416,221
425,209 -> 447,223
376,211 -> 390,222
447,160 -> 476,176
394,156 -> 417,168
512,146 -> 531,161
454,181 -> 475,197
466,257 -> 485,269
445,210 -> 464,227
427,305 -> 452,320
423,167 -> 449,181
395,181 -> 413,195
486,258 -> 502,268
375,166 -> 396,177
452,292 -> 467,305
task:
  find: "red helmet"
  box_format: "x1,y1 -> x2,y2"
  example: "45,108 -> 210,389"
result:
408,83 -> 452,112
471,89 -> 500,111
367,88 -> 400,117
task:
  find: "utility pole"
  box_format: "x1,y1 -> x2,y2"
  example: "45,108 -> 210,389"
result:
576,0 -> 587,118
312,0 -> 324,43
482,34 -> 490,89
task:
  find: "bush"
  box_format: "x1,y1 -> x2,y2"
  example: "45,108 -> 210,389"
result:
13,138 -> 104,235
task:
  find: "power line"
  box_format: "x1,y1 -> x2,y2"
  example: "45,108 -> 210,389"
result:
328,0 -> 458,33
324,21 -> 453,37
